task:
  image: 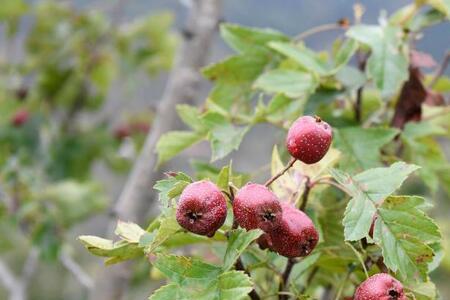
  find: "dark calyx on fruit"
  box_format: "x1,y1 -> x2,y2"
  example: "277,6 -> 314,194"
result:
233,183 -> 282,232
267,202 -> 319,258
354,273 -> 406,300
286,115 -> 332,164
176,180 -> 227,237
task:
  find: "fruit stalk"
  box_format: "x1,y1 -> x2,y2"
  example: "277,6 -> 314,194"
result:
264,158 -> 297,187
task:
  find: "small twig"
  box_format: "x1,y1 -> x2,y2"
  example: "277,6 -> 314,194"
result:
311,179 -> 351,195
354,54 -> 367,123
293,23 -> 343,42
299,177 -> 311,211
60,250 -> 94,290
279,258 -> 296,300
429,51 -> 450,88
235,258 -> 261,300
265,158 -> 296,187
0,258 -> 17,293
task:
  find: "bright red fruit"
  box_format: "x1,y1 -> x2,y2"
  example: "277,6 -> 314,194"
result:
11,109 -> 29,127
176,180 -> 227,237
267,202 -> 319,258
354,273 -> 406,300
233,183 -> 282,232
114,124 -> 131,140
286,115 -> 332,164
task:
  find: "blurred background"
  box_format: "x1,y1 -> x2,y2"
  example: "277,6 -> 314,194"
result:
0,0 -> 449,299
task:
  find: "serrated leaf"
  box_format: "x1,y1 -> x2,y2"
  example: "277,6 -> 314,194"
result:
153,172 -> 193,206
176,104 -> 207,132
374,196 -> 440,281
331,162 -> 420,241
347,24 -> 409,97
149,283 -> 179,300
253,69 -> 318,98
269,42 -> 330,75
153,254 -> 222,284
222,229 -> 263,271
156,131 -> 205,166
143,210 -> 182,253
78,236 -> 142,264
115,221 -> 146,243
334,127 -> 399,172
216,164 -> 230,191
405,280 -> 437,300
201,112 -> 249,161
220,23 -> 289,54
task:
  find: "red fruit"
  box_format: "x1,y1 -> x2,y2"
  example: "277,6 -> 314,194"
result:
233,183 -> 282,232
114,124 -> 131,140
130,122 -> 150,134
176,180 -> 227,237
267,203 -> 319,258
11,109 -> 29,127
286,115 -> 332,164
354,273 -> 406,300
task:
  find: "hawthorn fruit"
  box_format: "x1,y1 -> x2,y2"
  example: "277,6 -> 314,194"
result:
354,273 -> 406,300
176,180 -> 227,237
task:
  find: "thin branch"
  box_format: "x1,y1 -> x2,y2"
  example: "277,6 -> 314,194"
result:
311,179 -> 351,195
354,53 -> 367,123
279,258 -> 296,300
60,250 -> 94,290
293,23 -> 343,42
235,258 -> 261,300
298,177 -> 311,211
429,51 -> 450,88
265,158 -> 296,187
0,258 -> 17,293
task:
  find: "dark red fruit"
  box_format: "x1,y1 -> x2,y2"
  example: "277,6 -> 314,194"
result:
176,180 -> 227,237
286,115 -> 332,164
114,124 -> 131,140
11,109 -> 29,127
354,273 -> 406,300
233,183 -> 282,232
267,202 -> 319,258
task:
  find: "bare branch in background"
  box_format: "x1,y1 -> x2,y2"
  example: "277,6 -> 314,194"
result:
59,250 -> 93,290
0,247 -> 39,300
89,1 -> 223,299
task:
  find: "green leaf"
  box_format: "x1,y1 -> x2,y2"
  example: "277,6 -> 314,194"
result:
153,172 -> 193,206
220,23 -> 289,54
78,236 -> 142,264
334,127 -> 399,172
153,254 -> 221,284
215,271 -> 254,299
145,215 -> 181,253
269,42 -> 330,75
149,283 -> 179,300
176,105 -> 207,132
115,221 -> 146,243
203,53 -> 269,84
422,0 -> 450,16
405,280 -> 437,300
253,69 -> 318,98
331,162 -> 420,241
216,164 -> 231,191
201,113 -> 249,161
374,196 -> 441,281
156,131 -> 205,166
347,24 -> 409,97
222,229 -> 263,271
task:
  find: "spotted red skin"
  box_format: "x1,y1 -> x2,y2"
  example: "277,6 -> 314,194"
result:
267,202 -> 319,258
11,109 -> 29,127
233,183 -> 282,232
176,181 -> 227,237
354,273 -> 406,300
286,116 -> 332,164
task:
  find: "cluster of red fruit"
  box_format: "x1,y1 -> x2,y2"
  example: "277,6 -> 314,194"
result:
174,115 -> 405,299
